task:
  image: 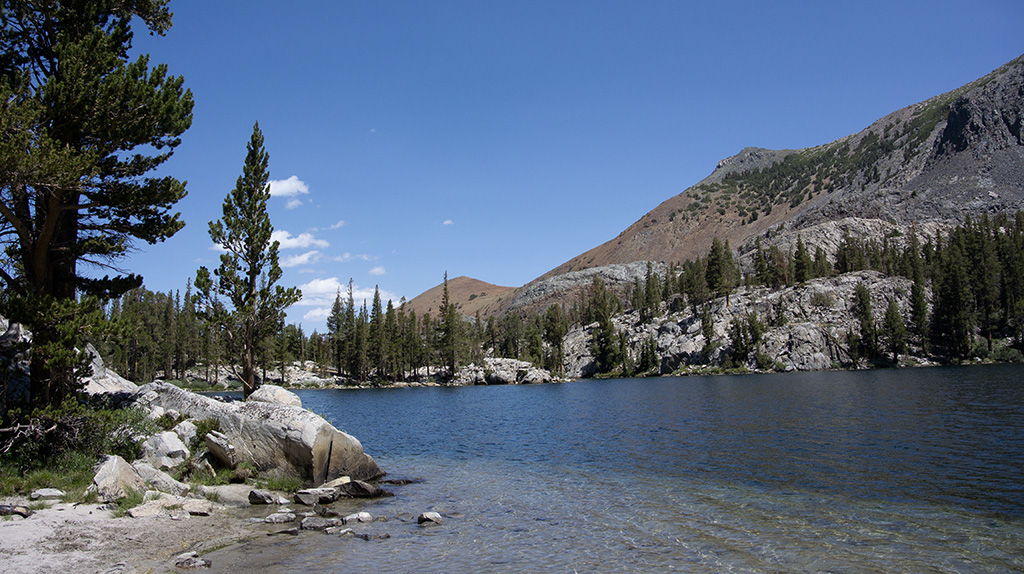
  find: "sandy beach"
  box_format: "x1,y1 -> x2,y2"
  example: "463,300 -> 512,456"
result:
0,497 -> 263,574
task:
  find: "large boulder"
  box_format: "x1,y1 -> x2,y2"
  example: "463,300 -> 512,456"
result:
132,382 -> 383,484
91,455 -> 146,502
140,431 -> 190,470
132,461 -> 190,497
247,384 -> 302,408
82,343 -> 138,395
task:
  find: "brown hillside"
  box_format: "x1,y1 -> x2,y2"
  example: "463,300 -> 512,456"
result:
404,276 -> 515,319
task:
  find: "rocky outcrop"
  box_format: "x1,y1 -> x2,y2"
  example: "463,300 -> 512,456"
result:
454,358 -> 554,385
132,382 -> 383,484
563,270 -> 919,377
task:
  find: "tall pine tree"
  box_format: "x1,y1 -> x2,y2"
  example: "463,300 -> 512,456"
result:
194,123 -> 301,397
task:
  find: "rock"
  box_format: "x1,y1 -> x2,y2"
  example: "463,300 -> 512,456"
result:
454,357 -> 554,386
172,420 -> 197,446
132,382 -> 383,483
29,488 -> 65,501
81,343 -> 139,396
342,511 -> 373,524
320,476 -> 351,489
417,511 -> 443,526
264,512 -> 296,524
141,431 -> 190,470
248,489 -> 276,505
174,551 -> 211,570
247,384 -> 302,408
336,480 -> 390,499
268,527 -> 299,536
300,516 -> 339,530
132,462 -> 190,497
313,503 -> 340,517
196,484 -> 255,508
91,455 -> 147,503
204,430 -> 237,468
127,499 -> 175,519
294,488 -> 337,506
183,499 -> 214,516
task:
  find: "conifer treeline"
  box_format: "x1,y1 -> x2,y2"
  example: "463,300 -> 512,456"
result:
582,211 -> 1024,374
96,211 -> 1024,384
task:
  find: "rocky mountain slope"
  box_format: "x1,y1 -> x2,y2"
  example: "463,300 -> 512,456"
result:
413,54 -> 1024,318
562,271 -> 919,377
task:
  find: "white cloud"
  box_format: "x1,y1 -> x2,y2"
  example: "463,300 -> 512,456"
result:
443,219 -> 454,226
272,230 -> 329,249
303,307 -> 332,322
369,266 -> 386,276
208,243 -> 227,253
281,250 -> 322,268
329,220 -> 345,229
286,198 -> 303,209
333,252 -> 377,262
296,277 -> 398,310
269,175 -> 309,197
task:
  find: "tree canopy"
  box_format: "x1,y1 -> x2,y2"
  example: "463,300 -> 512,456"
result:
0,0 -> 192,409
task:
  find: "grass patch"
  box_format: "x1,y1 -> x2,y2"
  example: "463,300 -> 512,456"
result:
110,488 -> 146,518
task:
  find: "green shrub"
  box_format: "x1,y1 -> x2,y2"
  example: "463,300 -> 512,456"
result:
992,345 -> 1024,363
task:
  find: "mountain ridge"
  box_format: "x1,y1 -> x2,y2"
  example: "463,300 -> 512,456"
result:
409,54 -> 1024,318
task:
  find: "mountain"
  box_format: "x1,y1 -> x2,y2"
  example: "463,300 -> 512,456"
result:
403,276 -> 515,319
411,54 -> 1024,317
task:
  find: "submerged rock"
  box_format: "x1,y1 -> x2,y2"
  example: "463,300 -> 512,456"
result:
417,511 -> 443,526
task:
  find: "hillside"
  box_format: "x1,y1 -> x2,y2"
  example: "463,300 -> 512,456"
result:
404,276 -> 515,319
545,54 -> 1024,278
413,54 -> 1024,317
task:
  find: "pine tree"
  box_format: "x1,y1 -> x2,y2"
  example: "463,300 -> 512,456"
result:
194,123 -> 301,397
883,298 -> 907,364
0,2 -> 193,408
793,235 -> 813,283
439,272 -> 460,379
853,282 -> 877,359
543,304 -> 568,376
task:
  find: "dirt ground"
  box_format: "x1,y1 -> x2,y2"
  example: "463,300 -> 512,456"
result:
0,497 -> 265,574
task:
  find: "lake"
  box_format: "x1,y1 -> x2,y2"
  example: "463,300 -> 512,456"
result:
205,364 -> 1024,573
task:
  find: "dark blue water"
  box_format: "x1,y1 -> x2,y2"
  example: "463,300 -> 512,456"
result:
209,365 -> 1024,573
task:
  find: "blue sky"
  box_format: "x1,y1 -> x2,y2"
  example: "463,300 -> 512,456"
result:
121,0 -> 1023,332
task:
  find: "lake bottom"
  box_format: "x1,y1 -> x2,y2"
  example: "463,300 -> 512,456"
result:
204,453 -> 1023,574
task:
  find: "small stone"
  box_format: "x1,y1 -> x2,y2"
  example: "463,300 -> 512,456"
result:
294,487 -> 336,506
336,480 -> 390,499
377,532 -> 391,539
320,475 -> 351,489
182,499 -> 213,516
248,489 -> 275,505
301,516 -> 339,530
30,488 -> 65,501
416,511 -> 443,526
267,527 -> 299,536
264,512 -> 296,524
174,551 -> 210,569
312,503 -> 340,517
